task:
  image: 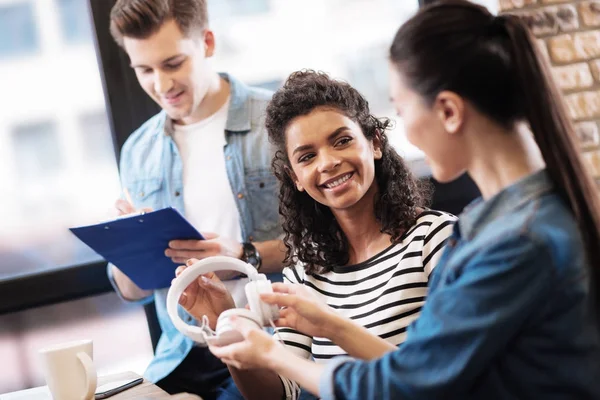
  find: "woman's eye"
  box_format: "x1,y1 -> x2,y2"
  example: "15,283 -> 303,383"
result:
336,137 -> 352,146
298,153 -> 314,163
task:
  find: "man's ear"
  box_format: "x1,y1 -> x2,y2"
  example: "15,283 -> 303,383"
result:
285,166 -> 304,192
203,29 -> 215,57
433,91 -> 465,135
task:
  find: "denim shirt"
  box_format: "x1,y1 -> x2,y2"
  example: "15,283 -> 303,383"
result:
107,73 -> 283,383
320,170 -> 600,400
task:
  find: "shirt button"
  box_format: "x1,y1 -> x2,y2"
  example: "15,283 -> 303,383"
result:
138,192 -> 144,197
237,193 -> 244,199
226,156 -> 232,161
259,182 -> 265,188
175,191 -> 181,197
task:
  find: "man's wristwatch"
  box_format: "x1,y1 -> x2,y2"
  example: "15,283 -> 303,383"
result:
241,242 -> 262,271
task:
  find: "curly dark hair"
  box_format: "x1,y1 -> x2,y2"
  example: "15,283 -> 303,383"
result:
266,70 -> 431,274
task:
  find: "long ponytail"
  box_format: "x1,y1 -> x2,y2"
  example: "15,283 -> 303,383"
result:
501,15 -> 600,318
390,0 -> 600,322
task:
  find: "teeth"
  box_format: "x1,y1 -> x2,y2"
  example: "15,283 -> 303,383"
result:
325,173 -> 351,189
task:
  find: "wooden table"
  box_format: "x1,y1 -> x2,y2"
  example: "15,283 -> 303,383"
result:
1,371 -> 202,400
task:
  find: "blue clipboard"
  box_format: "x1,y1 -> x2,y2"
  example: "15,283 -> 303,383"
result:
70,207 -> 204,290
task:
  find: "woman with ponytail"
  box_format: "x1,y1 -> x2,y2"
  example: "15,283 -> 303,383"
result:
206,1 -> 600,398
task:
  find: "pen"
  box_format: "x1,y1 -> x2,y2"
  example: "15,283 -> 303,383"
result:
121,187 -> 146,217
123,187 -> 135,208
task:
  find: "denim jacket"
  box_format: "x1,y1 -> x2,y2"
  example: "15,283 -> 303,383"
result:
320,170 -> 600,399
107,73 -> 282,383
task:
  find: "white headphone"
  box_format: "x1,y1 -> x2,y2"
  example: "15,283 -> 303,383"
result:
166,256 -> 280,346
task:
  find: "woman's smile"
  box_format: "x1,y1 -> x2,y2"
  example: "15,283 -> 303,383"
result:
320,172 -> 355,193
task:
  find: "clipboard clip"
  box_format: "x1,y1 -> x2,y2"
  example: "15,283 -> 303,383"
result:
115,210 -> 147,221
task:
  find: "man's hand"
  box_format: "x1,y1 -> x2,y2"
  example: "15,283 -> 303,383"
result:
166,232 -> 244,280
174,258 -> 236,330
111,198 -> 154,300
115,199 -> 153,216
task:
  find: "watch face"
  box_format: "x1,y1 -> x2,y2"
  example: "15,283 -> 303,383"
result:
243,242 -> 260,269
247,255 -> 259,267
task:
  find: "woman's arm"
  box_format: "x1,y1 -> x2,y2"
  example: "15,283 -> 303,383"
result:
324,313 -> 397,360
262,285 -> 396,360
210,319 -> 325,399
268,349 -> 326,397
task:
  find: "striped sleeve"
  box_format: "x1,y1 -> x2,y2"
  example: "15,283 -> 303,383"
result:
422,212 -> 457,277
277,265 -> 314,399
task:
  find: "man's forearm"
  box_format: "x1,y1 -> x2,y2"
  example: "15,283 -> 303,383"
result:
111,265 -> 153,300
255,239 -> 286,273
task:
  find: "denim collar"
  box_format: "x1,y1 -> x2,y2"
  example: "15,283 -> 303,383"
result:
162,72 -> 252,136
458,169 -> 554,240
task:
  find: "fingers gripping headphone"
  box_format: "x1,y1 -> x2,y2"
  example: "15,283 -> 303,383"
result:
167,256 -> 280,347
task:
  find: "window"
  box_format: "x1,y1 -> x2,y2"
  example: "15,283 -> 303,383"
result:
209,0 -> 271,19
209,0 -> 422,160
0,0 -> 120,278
12,122 -> 63,182
345,44 -> 394,114
78,111 -> 116,165
0,2 -> 39,58
253,79 -> 284,92
0,0 -> 146,394
56,0 -> 93,43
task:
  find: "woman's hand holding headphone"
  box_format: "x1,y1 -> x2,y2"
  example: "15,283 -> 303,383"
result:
260,283 -> 339,339
174,258 -> 236,330
208,315 -> 284,370
208,283 -> 336,370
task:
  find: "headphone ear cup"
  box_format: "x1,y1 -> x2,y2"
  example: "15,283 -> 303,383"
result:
216,309 -> 262,333
212,309 -> 262,346
245,280 -> 280,325
261,281 -> 280,322
244,280 -> 263,324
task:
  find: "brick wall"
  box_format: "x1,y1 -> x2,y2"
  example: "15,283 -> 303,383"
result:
499,0 -> 600,178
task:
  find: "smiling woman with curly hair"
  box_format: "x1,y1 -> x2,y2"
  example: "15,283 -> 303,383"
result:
177,70 -> 456,400
267,70 -> 436,275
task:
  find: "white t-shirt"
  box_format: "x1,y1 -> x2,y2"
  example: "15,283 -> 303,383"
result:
172,98 -> 249,306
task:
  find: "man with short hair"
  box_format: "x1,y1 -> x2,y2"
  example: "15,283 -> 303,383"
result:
107,1 -> 285,398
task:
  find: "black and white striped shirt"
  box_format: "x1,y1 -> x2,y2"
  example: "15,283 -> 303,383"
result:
277,210 -> 457,399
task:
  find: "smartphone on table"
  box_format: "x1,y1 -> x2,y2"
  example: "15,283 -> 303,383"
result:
94,377 -> 143,399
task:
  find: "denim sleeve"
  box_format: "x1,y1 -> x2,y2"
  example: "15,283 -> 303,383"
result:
320,234 -> 555,400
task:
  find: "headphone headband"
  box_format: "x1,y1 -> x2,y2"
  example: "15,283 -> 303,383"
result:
166,256 -> 263,346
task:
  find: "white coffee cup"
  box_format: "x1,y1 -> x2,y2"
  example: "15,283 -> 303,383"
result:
39,339 -> 97,400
